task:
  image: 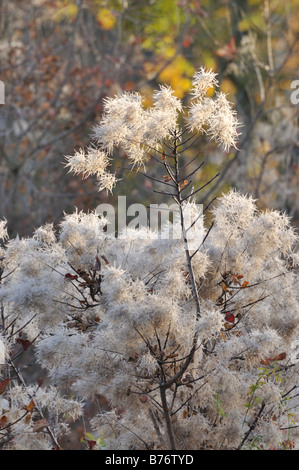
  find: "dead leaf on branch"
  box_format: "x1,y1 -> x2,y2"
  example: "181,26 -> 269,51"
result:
16,338 -> 32,351
260,352 -> 287,366
22,398 -> 35,413
0,415 -> 8,428
33,418 -> 49,432
0,378 -> 10,395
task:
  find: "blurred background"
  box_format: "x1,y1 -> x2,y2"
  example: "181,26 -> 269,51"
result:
0,0 -> 298,238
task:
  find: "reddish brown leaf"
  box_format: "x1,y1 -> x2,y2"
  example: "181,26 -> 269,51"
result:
124,81 -> 135,91
260,352 -> 287,365
183,36 -> 192,48
33,418 -> 49,432
225,313 -> 235,324
23,399 -> 35,413
38,378 -> 44,388
216,37 -> 238,60
0,415 -> 8,428
232,330 -> 242,337
272,352 -> 287,362
87,439 -> 97,450
260,358 -> 271,366
0,378 -> 10,395
139,394 -> 148,404
65,273 -> 78,281
220,281 -> 228,292
82,437 -> 97,450
16,338 -> 32,351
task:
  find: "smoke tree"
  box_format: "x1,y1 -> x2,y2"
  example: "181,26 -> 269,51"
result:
1,68 -> 299,450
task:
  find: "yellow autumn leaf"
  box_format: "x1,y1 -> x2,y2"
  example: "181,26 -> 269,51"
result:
158,55 -> 195,98
97,8 -> 116,30
138,85 -> 154,108
238,18 -> 251,32
220,78 -> 237,96
163,44 -> 176,60
173,77 -> 192,98
54,3 -> 78,22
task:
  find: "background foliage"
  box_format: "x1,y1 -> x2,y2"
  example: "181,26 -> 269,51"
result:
0,0 -> 298,235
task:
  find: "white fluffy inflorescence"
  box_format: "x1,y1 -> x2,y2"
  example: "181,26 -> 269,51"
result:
65,68 -> 240,192
0,219 -> 8,241
0,335 -> 5,366
1,190 -> 298,450
187,69 -> 240,150
1,71 -> 299,451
